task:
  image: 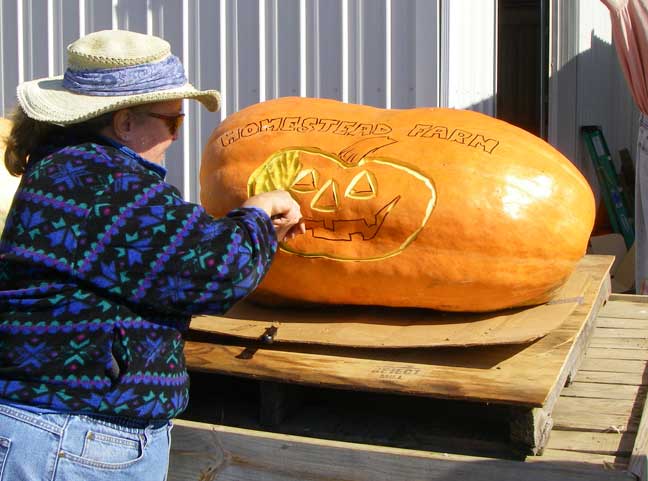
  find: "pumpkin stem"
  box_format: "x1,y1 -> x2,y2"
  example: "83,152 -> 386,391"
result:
338,136 -> 397,166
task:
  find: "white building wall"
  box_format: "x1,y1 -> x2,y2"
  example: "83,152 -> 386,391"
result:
549,0 -> 639,189
441,0 -> 497,113
0,0 -> 498,202
2,0 -> 639,205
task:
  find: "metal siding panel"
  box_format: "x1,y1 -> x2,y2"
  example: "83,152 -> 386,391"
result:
574,0 -> 638,184
2,1 -> 20,116
224,0 -> 239,115
314,0 -> 342,100
414,0 -> 439,107
153,0 -> 186,196
443,0 -> 496,113
548,0 -> 580,162
577,0 -> 610,190
262,0 -> 274,100
358,0 -> 386,108
344,0 -> 359,103
276,0 -> 301,98
0,0 -> 641,212
85,0 -> 114,32
576,0 -> 613,128
60,0 -> 82,72
25,0 -> 50,82
44,0 -> 80,75
115,0 -> 147,33
390,0 -> 415,108
236,0 -> 261,110
184,1 -> 200,203
192,0 -> 222,201
303,0 -> 317,97
49,0 -> 64,76
197,0 -> 223,193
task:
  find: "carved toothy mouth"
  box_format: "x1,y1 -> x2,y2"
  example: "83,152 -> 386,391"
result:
302,196 -> 400,241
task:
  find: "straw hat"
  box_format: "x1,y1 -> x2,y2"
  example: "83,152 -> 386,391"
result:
17,30 -> 220,125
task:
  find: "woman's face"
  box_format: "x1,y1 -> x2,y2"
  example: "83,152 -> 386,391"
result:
125,100 -> 184,164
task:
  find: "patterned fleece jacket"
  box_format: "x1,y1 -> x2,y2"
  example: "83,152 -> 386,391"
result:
0,137 -> 277,421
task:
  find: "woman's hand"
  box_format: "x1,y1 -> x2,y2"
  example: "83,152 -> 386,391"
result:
242,190 -> 306,241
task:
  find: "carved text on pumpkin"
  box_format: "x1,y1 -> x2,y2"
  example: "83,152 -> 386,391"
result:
407,123 -> 499,153
219,117 -> 392,146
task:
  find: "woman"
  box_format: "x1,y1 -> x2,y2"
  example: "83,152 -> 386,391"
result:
0,30 -> 303,480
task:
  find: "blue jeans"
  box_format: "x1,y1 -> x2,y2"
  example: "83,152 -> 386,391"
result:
0,403 -> 172,481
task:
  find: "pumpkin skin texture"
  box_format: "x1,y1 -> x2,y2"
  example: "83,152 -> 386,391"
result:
200,97 -> 595,312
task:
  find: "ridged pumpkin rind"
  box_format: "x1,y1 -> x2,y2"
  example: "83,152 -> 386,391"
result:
200,97 -> 595,312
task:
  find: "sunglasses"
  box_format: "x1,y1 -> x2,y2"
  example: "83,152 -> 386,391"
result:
146,112 -> 185,136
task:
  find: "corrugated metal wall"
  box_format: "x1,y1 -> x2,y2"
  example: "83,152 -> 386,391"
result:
549,0 -> 639,200
0,0 -> 498,202
1,0 -> 639,204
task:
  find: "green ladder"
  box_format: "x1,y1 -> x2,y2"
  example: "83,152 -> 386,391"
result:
582,125 -> 634,249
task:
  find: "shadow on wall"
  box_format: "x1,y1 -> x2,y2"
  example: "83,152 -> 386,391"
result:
463,30 -> 637,209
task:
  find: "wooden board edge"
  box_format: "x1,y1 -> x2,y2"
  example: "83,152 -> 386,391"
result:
505,271 -> 611,453
609,294 -> 648,303
543,270 -> 611,410
168,418 -> 635,481
629,378 -> 648,481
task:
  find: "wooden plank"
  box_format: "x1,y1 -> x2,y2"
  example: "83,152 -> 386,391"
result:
552,397 -> 641,433
586,348 -> 648,361
629,375 -> 648,480
168,419 -> 635,481
566,272 -> 613,381
517,258 -> 611,452
185,255 -> 612,410
590,337 -> 648,350
184,256 -> 613,454
546,430 -> 635,455
593,327 -> 648,339
184,340 -> 554,405
599,301 -> 648,320
508,407 -> 553,455
609,294 -> 648,303
561,382 -> 645,401
580,358 -> 648,374
596,317 -> 648,329
575,370 -> 648,386
527,448 -> 629,469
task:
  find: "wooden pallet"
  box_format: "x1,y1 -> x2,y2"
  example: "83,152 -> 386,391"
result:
183,255 -> 613,455
170,292 -> 648,480
529,293 -> 648,477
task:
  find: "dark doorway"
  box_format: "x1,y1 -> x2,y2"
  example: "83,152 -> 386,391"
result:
497,0 -> 549,138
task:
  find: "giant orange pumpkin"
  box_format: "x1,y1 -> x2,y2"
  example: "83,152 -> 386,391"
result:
200,97 -> 595,312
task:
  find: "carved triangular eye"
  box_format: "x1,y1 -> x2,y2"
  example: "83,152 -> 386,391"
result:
311,179 -> 340,212
290,169 -> 319,193
345,170 -> 377,199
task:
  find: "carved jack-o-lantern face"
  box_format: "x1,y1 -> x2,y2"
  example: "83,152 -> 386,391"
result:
248,137 -> 436,261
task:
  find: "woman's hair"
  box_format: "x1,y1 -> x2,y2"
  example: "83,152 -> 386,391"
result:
3,106 -> 115,176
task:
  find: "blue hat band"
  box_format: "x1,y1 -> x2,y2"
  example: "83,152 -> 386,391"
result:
62,55 -> 187,97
